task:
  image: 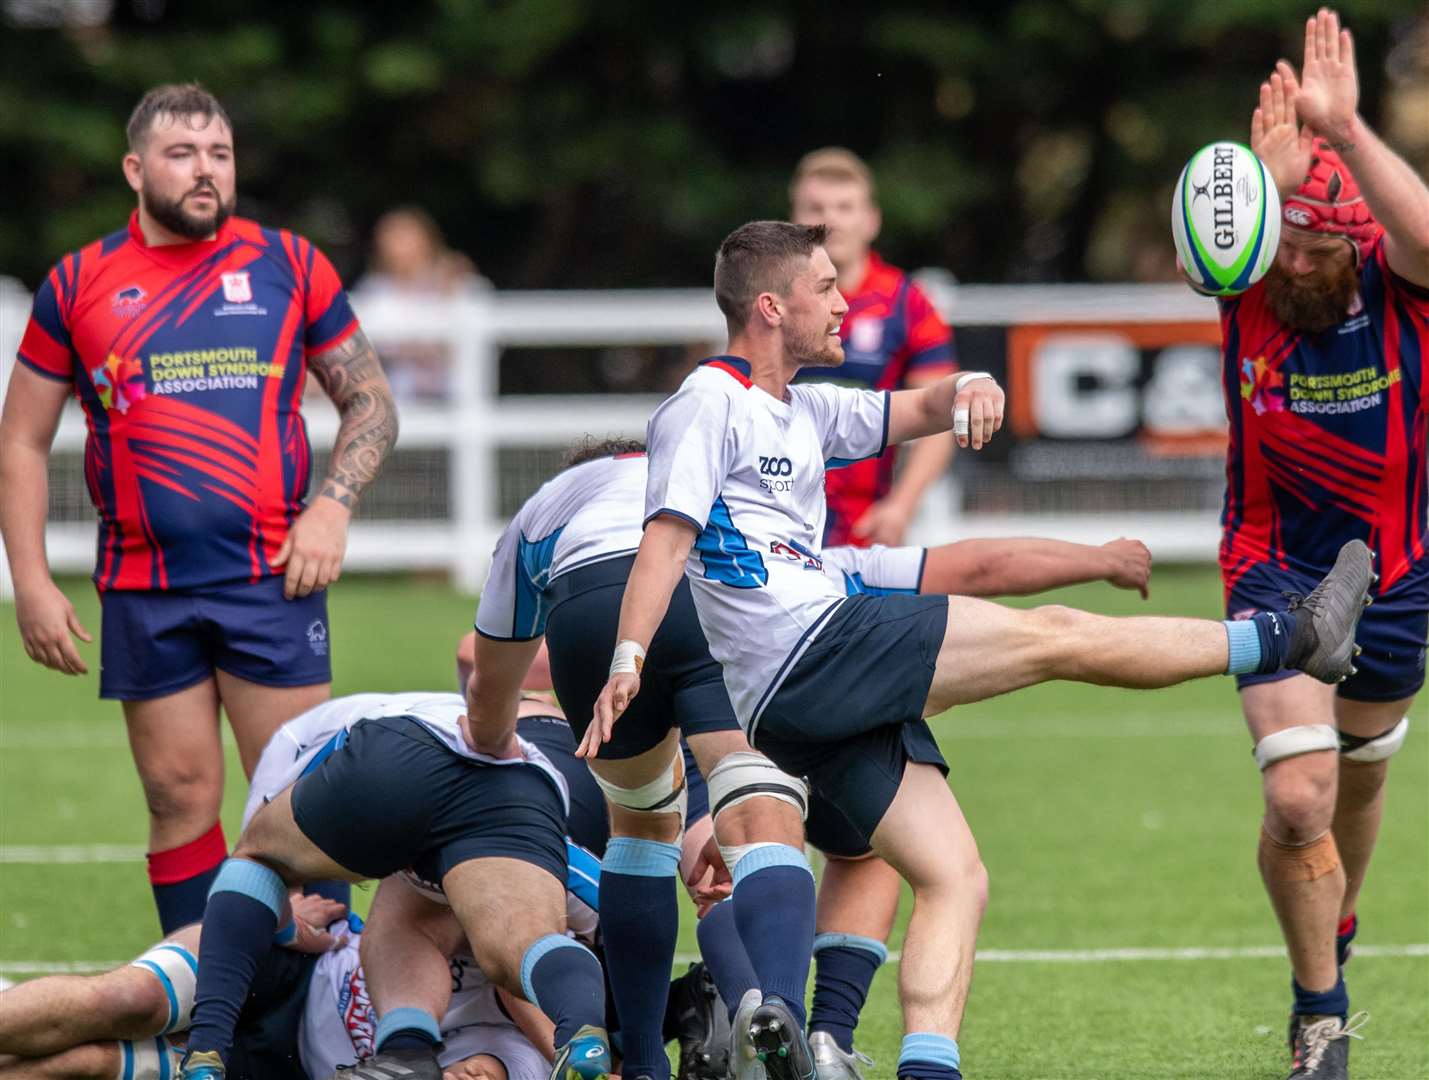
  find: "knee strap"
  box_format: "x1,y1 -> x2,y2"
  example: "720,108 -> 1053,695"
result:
591,752 -> 688,836
1259,826 -> 1340,883
130,943 -> 198,1033
1340,716 -> 1410,762
707,752 -> 808,819
1253,724 -> 1339,770
116,1036 -> 181,1080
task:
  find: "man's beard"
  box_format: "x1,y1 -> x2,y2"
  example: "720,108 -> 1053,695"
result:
1262,259 -> 1358,334
791,326 -> 844,369
142,183 -> 234,240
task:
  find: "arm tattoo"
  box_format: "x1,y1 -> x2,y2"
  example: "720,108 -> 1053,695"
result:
307,329 -> 399,509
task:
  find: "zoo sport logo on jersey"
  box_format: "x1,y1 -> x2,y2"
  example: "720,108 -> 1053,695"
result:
758,455 -> 795,492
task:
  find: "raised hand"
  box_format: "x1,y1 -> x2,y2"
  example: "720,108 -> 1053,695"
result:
1252,64 -> 1313,197
1294,7 -> 1359,146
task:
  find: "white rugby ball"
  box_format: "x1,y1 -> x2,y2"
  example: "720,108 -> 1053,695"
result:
1171,142 -> 1280,296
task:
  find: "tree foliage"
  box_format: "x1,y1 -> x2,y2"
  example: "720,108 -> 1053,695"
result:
1,0 -> 1423,289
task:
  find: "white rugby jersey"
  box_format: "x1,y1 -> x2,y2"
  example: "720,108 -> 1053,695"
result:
476,454 -> 648,641
243,692 -> 568,829
821,544 -> 927,597
644,356 -> 889,731
302,930 -> 546,1080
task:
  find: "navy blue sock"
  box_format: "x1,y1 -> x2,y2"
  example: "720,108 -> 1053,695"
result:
1337,913 -> 1357,968
731,845 -> 815,1028
1224,611 -> 1298,675
376,1007 -> 441,1053
522,935 -> 606,1047
697,899 -> 758,1022
186,859 -> 287,1061
301,879 -> 352,910
600,838 -> 681,1080
1292,974 -> 1349,1019
810,933 -> 887,1052
147,822 -> 227,934
898,1033 -> 962,1080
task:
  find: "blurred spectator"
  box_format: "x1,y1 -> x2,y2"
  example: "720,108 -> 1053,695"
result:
352,207 -> 488,401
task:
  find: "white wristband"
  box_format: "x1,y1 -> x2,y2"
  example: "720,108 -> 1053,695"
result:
610,639 -> 646,677
955,371 -> 993,393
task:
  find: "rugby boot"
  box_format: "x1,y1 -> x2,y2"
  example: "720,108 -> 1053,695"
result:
808,1031 -> 875,1080
179,1050 -> 226,1079
671,962 -> 732,1080
1286,1012 -> 1369,1079
730,989 -> 767,1080
330,1045 -> 442,1079
1285,540 -> 1375,684
748,996 -> 816,1080
549,1024 -> 612,1080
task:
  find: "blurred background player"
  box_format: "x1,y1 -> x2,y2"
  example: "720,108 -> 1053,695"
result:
789,148 -> 957,546
1210,10 -> 1429,1078
0,83 -> 398,934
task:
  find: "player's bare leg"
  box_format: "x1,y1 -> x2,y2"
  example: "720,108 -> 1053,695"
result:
1243,679 -> 1344,995
361,877 -> 465,1024
1332,694 -> 1411,922
123,680 -> 224,855
214,670 -> 329,777
869,764 -> 987,1044
0,1042 -> 123,1078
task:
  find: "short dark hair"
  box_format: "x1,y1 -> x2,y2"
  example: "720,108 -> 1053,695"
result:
561,435 -> 646,469
714,221 -> 828,333
126,83 -> 232,150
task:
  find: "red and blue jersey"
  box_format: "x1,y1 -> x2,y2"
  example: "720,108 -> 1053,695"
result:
17,212 -> 358,591
796,252 -> 956,546
1219,239 -> 1429,593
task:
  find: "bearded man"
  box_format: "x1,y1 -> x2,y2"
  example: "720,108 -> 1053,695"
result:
0,83 -> 398,934
1208,11 -> 1429,1079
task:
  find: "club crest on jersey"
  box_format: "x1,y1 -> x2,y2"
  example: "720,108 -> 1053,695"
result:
110,284 -> 148,317
849,317 -> 883,355
306,619 -> 329,656
769,538 -> 823,571
91,353 -> 147,414
1239,356 -> 1285,416
220,271 -> 252,304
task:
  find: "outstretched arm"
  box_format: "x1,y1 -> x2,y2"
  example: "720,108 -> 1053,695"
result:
273,329 -> 399,598
1291,8 -> 1429,285
887,372 -> 1005,451
467,635 -> 543,757
579,515 -> 697,758
921,537 -> 1151,599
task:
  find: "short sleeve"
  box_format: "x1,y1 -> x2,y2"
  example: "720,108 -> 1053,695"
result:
17,270 -> 76,382
474,518 -> 549,641
792,383 -> 889,468
821,543 -> 924,596
902,282 -> 956,377
644,384 -> 735,533
302,241 -> 359,355
1367,236 -> 1429,317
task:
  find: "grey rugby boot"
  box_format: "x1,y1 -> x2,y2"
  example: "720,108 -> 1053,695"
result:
730,989 -> 767,1080
1286,1011 -> 1369,1079
747,996 -> 815,1080
671,962 -> 732,1080
1284,540 -> 1375,684
808,1031 -> 875,1080
331,1045 -> 442,1080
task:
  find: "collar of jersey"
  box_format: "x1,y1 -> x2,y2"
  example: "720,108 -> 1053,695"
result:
699,355 -> 753,387
127,209 -> 235,266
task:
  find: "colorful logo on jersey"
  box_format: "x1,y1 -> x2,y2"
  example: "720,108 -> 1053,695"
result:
1239,355 -> 1286,416
769,538 -> 823,571
306,619 -> 328,656
220,271 -> 252,303
849,317 -> 883,354
110,284 -> 148,318
343,968 -> 375,1060
91,353 -> 147,414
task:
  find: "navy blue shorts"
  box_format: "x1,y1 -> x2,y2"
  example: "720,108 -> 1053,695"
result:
98,576 -> 331,700
518,712 -> 610,857
753,593 -> 949,846
1227,560 -> 1427,702
544,556 -> 741,759
227,946 -> 315,1080
290,715 -> 568,886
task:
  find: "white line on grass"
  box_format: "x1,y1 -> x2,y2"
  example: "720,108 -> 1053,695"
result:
3,944 -> 1424,978
0,845 -> 147,864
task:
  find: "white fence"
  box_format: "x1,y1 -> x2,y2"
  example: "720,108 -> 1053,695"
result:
0,278 -> 1222,598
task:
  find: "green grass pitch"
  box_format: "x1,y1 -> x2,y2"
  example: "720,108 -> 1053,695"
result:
2,567 -> 1425,1078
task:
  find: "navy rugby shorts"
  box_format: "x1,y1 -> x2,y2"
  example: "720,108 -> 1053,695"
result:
752,593 -> 949,848
99,576 -> 330,700
291,715 -> 568,886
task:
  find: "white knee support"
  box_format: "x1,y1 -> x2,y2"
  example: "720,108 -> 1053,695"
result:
591,751 -> 689,835
1340,716 -> 1410,762
1253,724 -> 1339,770
116,1036 -> 182,1080
707,752 -> 809,870
130,942 -> 198,1033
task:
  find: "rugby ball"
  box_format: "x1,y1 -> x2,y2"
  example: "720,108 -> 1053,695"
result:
1172,142 -> 1280,296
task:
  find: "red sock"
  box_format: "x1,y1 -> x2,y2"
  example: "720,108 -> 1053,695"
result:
1337,912 -> 1356,938
148,822 -> 227,933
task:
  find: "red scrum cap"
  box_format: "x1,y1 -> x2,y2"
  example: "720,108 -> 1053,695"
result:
1281,138 -> 1381,264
